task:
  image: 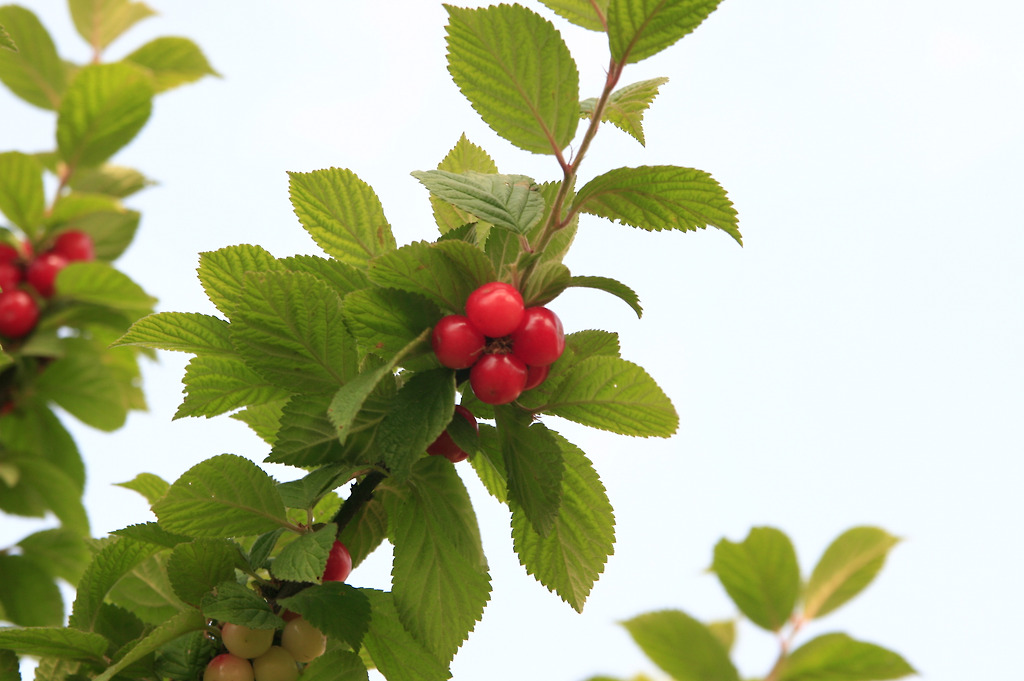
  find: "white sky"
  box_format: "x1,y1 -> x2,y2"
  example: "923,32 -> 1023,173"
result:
2,1 -> 1023,680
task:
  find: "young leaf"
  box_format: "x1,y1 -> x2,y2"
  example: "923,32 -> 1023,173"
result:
271,524 -> 336,583
445,4 -> 580,155
68,0 -> 155,51
0,6 -> 65,109
778,633 -> 916,681
115,312 -> 233,356
375,369 -> 456,481
510,433 -> 614,612
56,261 -> 156,312
0,555 -> 64,626
0,628 -> 107,662
166,538 -> 248,606
803,527 -> 901,620
367,240 -> 492,312
0,152 -> 44,231
360,589 -> 452,681
68,164 -> 152,197
580,77 -> 669,146
538,0 -> 609,32
299,649 -> 369,681
412,170 -> 544,235
621,610 -> 739,681
710,527 -> 800,632
70,536 -> 162,631
197,244 -> 286,317
175,355 -> 292,419
607,0 -> 724,64
288,168 -> 396,268
278,583 -> 371,652
152,454 -> 291,537
496,408 -> 565,537
57,63 -> 154,169
342,287 -> 438,360
200,581 -> 282,629
123,36 -> 220,92
575,165 -> 741,244
430,134 -> 499,234
568,275 -> 642,317
384,457 -> 490,662
93,609 -> 206,681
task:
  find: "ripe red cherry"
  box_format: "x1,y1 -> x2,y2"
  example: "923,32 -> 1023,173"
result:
523,364 -> 550,391
25,252 -> 68,298
511,307 -> 565,367
427,405 -> 478,463
322,540 -> 352,582
0,244 -> 19,264
0,290 -> 39,338
470,353 -> 527,405
52,230 -> 95,262
0,261 -> 21,292
431,314 -> 485,369
465,282 -> 524,337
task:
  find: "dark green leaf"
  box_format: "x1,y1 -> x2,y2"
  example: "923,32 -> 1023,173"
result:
247,529 -> 284,571
568,275 -> 642,317
580,77 -> 668,146
711,527 -> 800,631
337,495 -> 388,570
622,610 -> 739,681
271,524 -> 336,583
0,152 -> 44,231
93,609 -> 207,681
0,627 -> 107,661
200,581 -> 282,629
804,527 -> 901,620
360,589 -> 451,681
299,649 -> 369,681
467,423 -> 507,502
0,555 -> 64,626
166,539 -> 248,606
779,633 -> 916,681
342,287 -> 438,360
110,523 -> 191,549
607,0 -> 724,64
376,369 -> 456,481
278,583 -> 371,651
366,240 -> 491,312
412,171 -> 544,235
123,36 -> 219,92
68,0 -> 155,51
496,408 -> 564,537
153,630 -> 218,681
0,6 -> 65,109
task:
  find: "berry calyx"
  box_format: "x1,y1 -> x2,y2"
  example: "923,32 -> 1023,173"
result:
470,353 -> 527,405
25,252 -> 68,298
52,230 -> 95,262
511,307 -> 565,367
280,617 -> 326,663
0,290 -> 39,338
322,540 -> 352,582
221,623 -> 275,659
427,405 -> 478,463
465,282 -> 524,337
251,646 -> 298,681
431,314 -> 485,369
523,364 -> 550,391
204,653 -> 254,681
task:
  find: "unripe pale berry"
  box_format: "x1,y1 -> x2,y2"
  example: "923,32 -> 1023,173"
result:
204,653 -> 254,681
251,646 -> 299,681
280,617 -> 326,663
221,623 -> 275,659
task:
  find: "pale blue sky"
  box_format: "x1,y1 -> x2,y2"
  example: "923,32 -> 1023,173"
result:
2,2 -> 1022,680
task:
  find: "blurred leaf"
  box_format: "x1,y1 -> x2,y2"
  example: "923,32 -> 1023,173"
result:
607,0 -> 724,64
34,337 -> 128,432
538,0 -> 609,31
200,581 -> 282,629
271,523 -> 336,583
496,407 -> 564,537
0,6 -> 65,109
622,610 -> 739,681
197,244 -> 285,318
0,152 -> 44,231
445,4 -> 579,154
123,36 -> 219,92
68,164 -> 152,197
568,275 -> 642,317
778,633 -> 916,681
711,527 -> 800,631
166,538 -> 248,606
93,609 -> 206,681
17,528 -> 91,584
106,552 -> 187,624
0,24 -> 15,52
360,589 -> 450,681
70,536 -> 161,631
804,527 -> 901,620
0,403 -> 84,489
69,0 -> 155,51
56,261 -> 156,311
0,555 -> 64,625
0,627 -> 107,661
430,134 -> 498,235
14,458 -> 89,535
412,171 -> 544,235
45,192 -> 140,260
299,649 -> 369,681
580,77 -> 668,145
376,369 -> 456,481
707,620 -> 736,653
279,582 -> 371,652
175,354 -> 292,419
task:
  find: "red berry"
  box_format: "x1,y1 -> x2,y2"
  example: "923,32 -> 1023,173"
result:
26,252 -> 68,298
322,540 -> 352,582
465,282 -> 524,337
523,364 -> 550,391
511,307 -> 565,367
427,405 -> 478,463
470,353 -> 527,405
431,314 -> 485,369
0,290 -> 39,338
52,230 -> 94,262
0,244 -> 19,264
0,262 -> 21,293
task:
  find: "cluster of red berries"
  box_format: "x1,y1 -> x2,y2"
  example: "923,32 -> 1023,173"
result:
431,282 -> 565,405
203,541 -> 352,681
0,230 -> 95,339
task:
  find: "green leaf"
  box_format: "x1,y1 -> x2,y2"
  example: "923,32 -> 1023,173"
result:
385,457 -> 490,662
17,528 -> 91,584
166,539 -> 248,606
153,630 -> 218,681
298,649 -> 369,681
268,394 -> 350,467
45,192 -> 140,260
467,423 -> 507,502
0,152 -> 44,231
607,0 -> 724,64
33,337 -> 128,431
445,4 -> 580,154
271,524 -> 336,583
361,589 -> 451,681
152,454 -> 290,537
56,261 -> 156,311
278,254 -> 370,294
69,0 -> 155,51
337,495 -> 388,570
276,464 -> 362,512
367,240 -> 493,312
711,527 -> 800,631
231,400 -> 288,444
110,523 -> 191,549
70,536 -> 162,631
430,134 -> 499,235
707,620 -> 736,653
0,555 -> 64,626
57,62 -> 154,168
123,36 -> 219,92
621,610 -> 739,681
325,347 -> 407,444
0,6 -> 65,109
412,171 -> 544,235
0,24 -> 15,52
778,633 -> 916,681
496,408 -> 565,537
0,402 -> 83,489
115,312 -> 233,356
6,458 -> 89,535
376,369 -> 456,481
520,261 -> 571,307
510,433 -> 614,612
803,527 -> 901,620
580,77 -> 668,145
200,581 -> 282,629
106,552 -> 187,624
94,609 -> 207,681
342,287 -> 438,361
568,275 -> 642,317
68,164 -> 152,197
197,244 -> 286,318
538,0 -> 609,31
230,271 -> 356,392
288,168 -> 396,268
575,165 -> 741,244
0,627 -> 107,661
278,583 -> 371,652
175,355 -> 292,419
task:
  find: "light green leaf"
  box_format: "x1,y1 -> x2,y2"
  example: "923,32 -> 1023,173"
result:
45,192 -> 140,260
69,0 -> 155,51
711,527 -> 800,631
33,337 -> 128,431
231,400 -> 288,444
115,312 -> 233,356
0,555 -> 64,626
361,589 -> 451,681
152,454 -> 290,537
575,165 -> 741,244
385,457 -> 490,662
200,581 -> 282,629
580,77 -> 668,145
607,0 -> 724,64
496,408 -> 565,537
0,6 -> 65,109
288,168 -> 396,268
0,627 -> 107,661
94,609 -> 206,681
342,287 -> 438,361
271,524 -> 336,583
123,36 -> 219,92
622,610 -> 739,681
778,633 -> 916,681
11,459 -> 89,535
538,0 -> 609,31
804,527 -> 901,620
445,4 -> 580,154
367,239 -> 493,312
70,536 -> 162,631
106,551 -> 187,625
175,354 -> 292,419
511,433 -> 614,612
0,24 -> 15,52
299,649 -> 369,681
568,275 -> 642,317
166,539 -> 248,607
110,523 -> 190,549
268,394 -> 349,467
278,583 -> 371,652
412,170 -> 544,235
520,261 -> 571,307
57,62 -> 154,168
0,152 -> 44,231
68,164 -> 152,197
56,261 -> 156,311
197,244 -> 286,318
17,528 -> 91,584
278,253 -> 370,294
707,620 -> 736,653
430,134 -> 499,235
0,401 -> 84,489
